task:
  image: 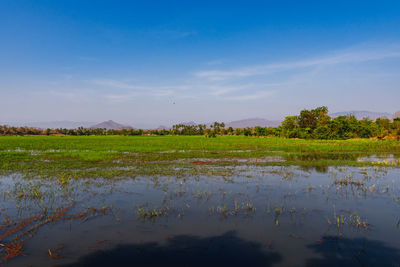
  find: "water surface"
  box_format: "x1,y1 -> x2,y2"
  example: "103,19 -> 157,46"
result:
1,165 -> 400,266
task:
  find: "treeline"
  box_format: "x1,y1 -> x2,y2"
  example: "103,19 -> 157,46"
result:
0,126 -> 159,136
280,106 -> 400,140
1,107 -> 399,140
0,122 -> 280,137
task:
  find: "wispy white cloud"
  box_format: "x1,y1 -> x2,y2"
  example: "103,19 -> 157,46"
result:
90,79 -> 192,92
91,79 -> 143,90
151,90 -> 174,97
85,44 -> 400,105
89,78 -> 288,102
208,85 -> 248,96
30,89 -> 98,104
46,90 -> 92,101
222,90 -> 276,101
195,46 -> 400,81
103,92 -> 138,102
208,83 -> 292,97
90,79 -> 182,101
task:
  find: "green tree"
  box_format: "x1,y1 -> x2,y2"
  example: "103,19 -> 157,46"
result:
298,106 -> 330,130
281,116 -> 298,138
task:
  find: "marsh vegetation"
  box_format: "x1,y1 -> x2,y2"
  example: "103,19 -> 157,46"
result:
0,136 -> 400,266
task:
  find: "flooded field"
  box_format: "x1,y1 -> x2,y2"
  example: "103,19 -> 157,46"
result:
1,165 -> 400,266
1,136 -> 400,266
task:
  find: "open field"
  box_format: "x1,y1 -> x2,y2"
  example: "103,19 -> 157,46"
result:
1,136 -> 400,179
1,136 -> 400,266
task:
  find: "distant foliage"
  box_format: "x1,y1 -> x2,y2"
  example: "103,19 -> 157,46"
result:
171,124 -> 206,135
1,107 -> 399,140
280,106 -> 400,140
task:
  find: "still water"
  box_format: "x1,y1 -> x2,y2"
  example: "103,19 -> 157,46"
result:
1,165 -> 400,266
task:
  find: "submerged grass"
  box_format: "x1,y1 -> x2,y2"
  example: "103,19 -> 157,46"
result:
1,136 -> 399,265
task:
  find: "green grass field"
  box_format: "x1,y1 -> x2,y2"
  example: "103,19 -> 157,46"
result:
1,136 -> 399,178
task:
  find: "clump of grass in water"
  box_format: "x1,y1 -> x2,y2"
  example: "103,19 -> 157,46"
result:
243,201 -> 256,212
333,178 -> 364,186
136,206 -> 170,219
59,173 -> 71,186
216,204 -> 231,217
274,205 -> 282,227
13,181 -> 43,200
326,206 -> 370,234
192,188 -> 212,201
208,199 -> 258,218
349,210 -> 370,229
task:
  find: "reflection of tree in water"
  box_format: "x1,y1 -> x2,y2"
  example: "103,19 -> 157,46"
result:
306,236 -> 400,266
299,165 -> 329,173
60,231 -> 281,267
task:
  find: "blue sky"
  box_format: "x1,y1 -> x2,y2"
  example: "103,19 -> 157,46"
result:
1,0 -> 400,127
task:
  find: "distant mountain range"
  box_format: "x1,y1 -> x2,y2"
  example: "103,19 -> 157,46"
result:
330,111 -> 393,120
175,118 -> 281,128
226,118 -> 281,128
0,121 -> 96,129
180,121 -> 197,126
157,125 -> 168,130
2,110 -> 399,130
89,120 -> 133,130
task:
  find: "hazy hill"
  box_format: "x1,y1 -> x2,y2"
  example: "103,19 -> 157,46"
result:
0,121 -> 96,129
180,121 -> 197,126
183,118 -> 281,128
157,125 -> 169,130
89,120 -> 133,130
227,118 -> 281,128
394,111 -> 400,119
330,111 -> 392,120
